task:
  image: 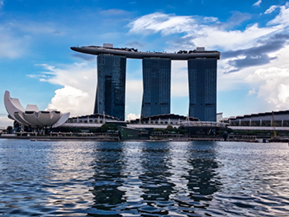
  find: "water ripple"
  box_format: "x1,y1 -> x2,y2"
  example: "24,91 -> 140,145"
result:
1,140 -> 289,216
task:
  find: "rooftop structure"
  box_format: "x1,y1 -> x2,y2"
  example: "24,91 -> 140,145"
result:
129,114 -> 199,124
71,45 -> 220,60
223,110 -> 289,127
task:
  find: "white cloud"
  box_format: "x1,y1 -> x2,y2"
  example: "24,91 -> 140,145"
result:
248,88 -> 257,95
0,116 -> 13,128
253,0 -> 262,6
128,12 -> 197,36
265,5 -> 278,14
127,113 -> 140,120
36,62 -> 97,117
246,67 -> 289,110
193,24 -> 277,51
36,63 -> 145,120
128,12 -> 280,51
216,44 -> 289,112
47,86 -> 91,116
267,3 -> 289,26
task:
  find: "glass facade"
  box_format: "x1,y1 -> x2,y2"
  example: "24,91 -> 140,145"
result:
94,54 -> 126,121
188,59 -> 217,121
141,58 -> 171,118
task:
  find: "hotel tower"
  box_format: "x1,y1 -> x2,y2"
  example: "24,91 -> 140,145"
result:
71,44 -> 220,121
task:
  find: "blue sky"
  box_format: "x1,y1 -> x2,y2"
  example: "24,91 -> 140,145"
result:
1,0 -> 289,127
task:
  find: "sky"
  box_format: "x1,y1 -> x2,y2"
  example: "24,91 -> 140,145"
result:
1,0 -> 289,127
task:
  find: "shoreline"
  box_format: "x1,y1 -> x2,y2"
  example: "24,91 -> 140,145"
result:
0,135 -> 255,142
2,134 -> 284,143
0,135 -> 119,141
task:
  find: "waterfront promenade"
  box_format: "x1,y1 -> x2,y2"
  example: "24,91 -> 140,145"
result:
0,133 -> 257,142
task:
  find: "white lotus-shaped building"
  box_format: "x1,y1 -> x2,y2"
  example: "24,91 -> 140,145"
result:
4,91 -> 70,128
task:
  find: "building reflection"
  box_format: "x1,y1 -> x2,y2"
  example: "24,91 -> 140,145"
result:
89,142 -> 126,214
117,142 -> 145,202
139,142 -> 175,201
185,141 -> 222,198
88,141 -> 222,216
166,142 -> 191,198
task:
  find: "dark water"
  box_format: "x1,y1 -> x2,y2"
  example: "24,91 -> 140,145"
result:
1,140 -> 289,216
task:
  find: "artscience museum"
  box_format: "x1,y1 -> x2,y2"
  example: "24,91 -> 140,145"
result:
4,91 -> 70,129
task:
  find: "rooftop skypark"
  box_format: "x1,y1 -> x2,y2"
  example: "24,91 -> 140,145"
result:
71,44 -> 220,60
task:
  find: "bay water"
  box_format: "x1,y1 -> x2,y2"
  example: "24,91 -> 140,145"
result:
1,139 -> 289,216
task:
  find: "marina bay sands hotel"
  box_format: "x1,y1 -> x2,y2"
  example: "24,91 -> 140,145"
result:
71,43 -> 220,121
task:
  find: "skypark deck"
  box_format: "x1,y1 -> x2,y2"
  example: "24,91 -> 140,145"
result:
70,45 -> 221,60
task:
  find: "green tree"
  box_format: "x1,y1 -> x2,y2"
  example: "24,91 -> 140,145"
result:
166,125 -> 173,131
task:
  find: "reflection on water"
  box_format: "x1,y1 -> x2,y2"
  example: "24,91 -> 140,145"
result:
89,142 -> 126,216
1,140 -> 289,216
186,143 -> 221,196
0,140 -> 96,216
118,142 -> 144,203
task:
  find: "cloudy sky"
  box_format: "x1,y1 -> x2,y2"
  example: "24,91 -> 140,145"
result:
1,0 -> 289,127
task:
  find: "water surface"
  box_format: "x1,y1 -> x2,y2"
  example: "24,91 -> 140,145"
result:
0,140 -> 289,216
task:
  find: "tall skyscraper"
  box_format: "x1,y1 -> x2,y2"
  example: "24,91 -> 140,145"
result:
188,59 -> 217,121
141,58 -> 171,118
94,54 -> 126,121
71,45 -> 220,121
